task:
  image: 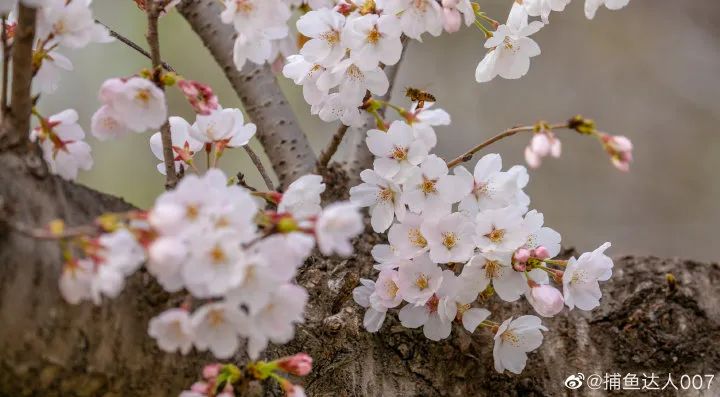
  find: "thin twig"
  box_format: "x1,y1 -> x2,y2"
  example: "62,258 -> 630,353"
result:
1,17 -> 10,115
446,122 -> 569,168
146,1 -> 178,190
318,124 -> 349,168
243,145 -> 275,191
95,19 -> 175,72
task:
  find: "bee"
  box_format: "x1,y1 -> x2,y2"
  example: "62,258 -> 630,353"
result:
404,87 -> 436,109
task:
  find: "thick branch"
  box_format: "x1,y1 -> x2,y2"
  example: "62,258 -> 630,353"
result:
146,2 -> 178,189
0,5 -> 35,152
1,17 -> 10,115
177,0 -> 316,188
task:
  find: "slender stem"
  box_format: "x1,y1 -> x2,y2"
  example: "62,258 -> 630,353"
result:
96,19 -> 175,72
446,122 -> 569,168
244,145 -> 275,191
146,1 -> 177,190
318,124 -> 349,168
1,17 -> 10,116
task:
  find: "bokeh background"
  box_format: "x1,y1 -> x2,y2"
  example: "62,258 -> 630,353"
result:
39,1 -> 720,261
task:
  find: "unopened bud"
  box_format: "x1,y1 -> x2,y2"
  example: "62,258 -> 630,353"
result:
276,353 -> 313,376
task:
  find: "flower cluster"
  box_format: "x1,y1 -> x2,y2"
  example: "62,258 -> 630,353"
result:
56,169 -> 364,361
350,98 -> 616,373
181,355 -> 312,397
29,109 -> 94,180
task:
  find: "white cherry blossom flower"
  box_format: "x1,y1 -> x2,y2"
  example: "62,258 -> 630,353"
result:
524,129 -> 561,168
98,229 -> 145,276
318,59 -> 389,107
315,202 -> 364,256
475,4 -> 543,83
91,105 -> 130,140
283,55 -> 329,106
192,302 -> 245,359
520,210 -> 562,258
384,0 -> 443,41
421,212 -> 475,264
183,231 -> 247,298
397,253 -> 443,305
297,8 -> 346,66
344,14 -> 403,70
150,117 -> 203,175
243,284 -> 308,359
95,77 -> 167,133
147,236 -> 187,292
365,121 -> 428,181
563,242 -> 613,311
388,213 -> 429,260
403,154 -> 468,217
190,107 -> 257,148
148,308 -> 194,354
493,315 -> 547,374
350,168 -> 406,233
37,0 -> 112,49
279,174 -> 326,218
585,0 -> 630,19
454,154 -> 530,215
59,259 -> 94,304
522,0 -> 571,23
34,50 -> 73,94
353,278 -> 388,332
370,269 -> 404,310
398,270 -> 459,341
405,103 -> 451,149
30,109 -> 92,181
475,206 -> 528,252
464,252 -> 548,302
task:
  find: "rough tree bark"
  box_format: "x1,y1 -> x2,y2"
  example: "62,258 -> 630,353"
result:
1,3 -> 718,397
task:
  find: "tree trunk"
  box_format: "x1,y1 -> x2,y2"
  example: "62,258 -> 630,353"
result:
1,149 -> 718,397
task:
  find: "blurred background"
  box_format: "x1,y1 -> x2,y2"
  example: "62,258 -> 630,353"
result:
40,1 -> 720,261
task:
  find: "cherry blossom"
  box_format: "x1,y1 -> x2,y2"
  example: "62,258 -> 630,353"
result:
278,174 -> 326,219
453,153 -> 530,215
524,129 -> 561,168
30,109 -> 93,181
150,116 -> 203,175
421,212 -> 475,263
366,120 -> 428,181
384,0 -> 443,41
563,242 -> 614,310
94,77 -> 167,133
349,168 -> 406,233
475,206 -> 528,252
344,14 -> 403,71
493,315 -> 547,374
148,308 -> 194,354
315,202 -> 364,256
397,254 -> 443,305
296,8 -> 346,66
522,0 -> 571,23
527,284 -> 565,317
585,0 -> 631,19
475,4 -> 543,83
192,302 -> 245,359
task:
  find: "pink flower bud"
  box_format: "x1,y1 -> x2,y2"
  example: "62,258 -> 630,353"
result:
277,353 -> 313,376
529,285 -> 564,317
514,248 -> 531,263
178,80 -> 219,116
442,8 -> 462,33
202,363 -> 222,380
533,246 -> 550,260
601,134 -> 633,172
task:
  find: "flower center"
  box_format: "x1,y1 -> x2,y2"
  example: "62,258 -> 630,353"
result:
391,146 -> 408,161
501,330 -> 520,346
420,177 -> 437,194
442,232 -> 457,249
378,187 -> 394,203
210,244 -> 227,265
346,64 -> 364,80
208,309 -> 225,327
425,294 -> 439,313
321,30 -> 341,46
236,0 -> 254,14
415,273 -> 430,290
484,259 -> 502,279
486,227 -> 505,243
367,27 -> 381,44
408,228 -> 427,248
185,204 -> 200,220
385,280 -> 399,298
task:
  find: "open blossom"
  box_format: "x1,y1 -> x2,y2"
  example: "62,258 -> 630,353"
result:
366,121 -> 428,181
283,55 -> 329,106
397,254 -> 443,305
279,174 -> 326,219
36,0 -> 112,49
30,109 -> 93,181
403,154 -> 468,217
192,302 -> 245,359
475,4 -> 543,83
353,278 -> 389,332
405,103 -> 451,149
384,0 -> 443,41
150,116 -> 203,175
93,77 -> 167,134
585,0 -> 631,19
453,153 -> 530,215
296,8 -> 346,66
190,107 -> 257,148
148,308 -> 194,354
350,168 -> 406,233
244,284 -> 308,359
600,133 -> 633,171
398,269 -> 458,341
522,0 -> 571,23
34,50 -> 73,95
524,129 -> 561,168
59,259 -> 94,304
421,212 -> 475,264
388,213 -> 429,260
493,315 -> 547,374
315,202 -> 364,257
344,14 -> 403,71
563,242 -> 614,311
318,59 -> 389,107
475,206 -> 528,252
